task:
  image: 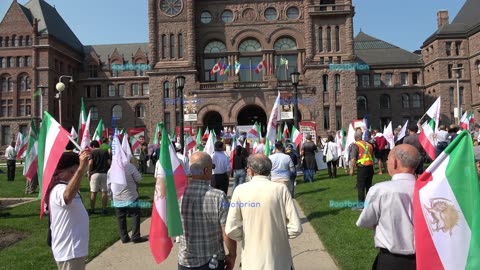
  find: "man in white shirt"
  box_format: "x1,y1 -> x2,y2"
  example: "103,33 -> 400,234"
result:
5,141 -> 16,181
211,141 -> 231,194
225,154 -> 302,270
269,141 -> 295,195
175,143 -> 190,176
48,151 -> 90,270
255,138 -> 266,155
356,144 -> 421,270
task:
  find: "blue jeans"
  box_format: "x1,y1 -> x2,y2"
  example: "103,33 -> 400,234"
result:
290,171 -> 297,197
303,169 -> 315,183
232,169 -> 246,192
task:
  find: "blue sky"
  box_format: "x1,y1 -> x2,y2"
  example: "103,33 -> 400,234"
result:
0,0 -> 465,52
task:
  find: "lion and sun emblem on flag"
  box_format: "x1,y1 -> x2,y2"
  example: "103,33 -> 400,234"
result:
423,197 -> 460,236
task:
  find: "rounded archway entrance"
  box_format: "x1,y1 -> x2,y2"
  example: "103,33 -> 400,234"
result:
237,105 -> 267,136
203,111 -> 223,135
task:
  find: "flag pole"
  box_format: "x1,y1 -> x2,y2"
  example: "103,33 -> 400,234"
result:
417,111 -> 429,124
68,136 -> 83,151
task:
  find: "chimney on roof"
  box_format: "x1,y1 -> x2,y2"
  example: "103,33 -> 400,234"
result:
437,10 -> 449,29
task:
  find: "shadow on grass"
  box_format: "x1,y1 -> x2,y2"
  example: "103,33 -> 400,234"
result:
294,188 -> 329,198
306,209 -> 342,221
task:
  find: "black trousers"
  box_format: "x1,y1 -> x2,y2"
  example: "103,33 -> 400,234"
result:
327,160 -> 338,178
211,173 -> 229,194
115,201 -> 141,242
7,160 -> 15,181
372,249 -> 416,270
357,165 -> 374,202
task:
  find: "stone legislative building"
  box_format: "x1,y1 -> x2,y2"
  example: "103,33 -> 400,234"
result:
0,0 -> 479,146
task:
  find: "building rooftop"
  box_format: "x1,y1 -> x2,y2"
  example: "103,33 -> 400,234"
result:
83,43 -> 149,63
354,31 -> 422,66
19,0 -> 84,52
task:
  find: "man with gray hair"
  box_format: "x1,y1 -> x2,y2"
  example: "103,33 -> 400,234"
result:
226,154 -> 302,270
356,144 -> 421,270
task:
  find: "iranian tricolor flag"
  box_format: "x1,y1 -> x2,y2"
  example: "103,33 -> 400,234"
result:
335,128 -> 345,152
79,110 -> 92,150
414,130 -> 480,270
204,129 -> 216,156
248,121 -> 260,139
23,119 -> 38,181
195,127 -> 202,150
70,127 -> 78,141
153,122 -> 162,146
184,133 -> 196,156
129,130 -> 145,153
283,124 -> 290,141
92,118 -> 105,144
460,111 -> 474,130
38,112 -> 71,218
419,119 -> 436,160
77,97 -> 87,143
266,92 -> 281,144
149,126 -> 187,264
15,132 -> 27,159
291,125 -> 303,148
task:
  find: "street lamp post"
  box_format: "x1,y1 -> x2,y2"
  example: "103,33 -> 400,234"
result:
452,65 -> 464,125
291,72 -> 300,128
55,75 -> 74,125
176,75 -> 186,153
36,85 -> 47,119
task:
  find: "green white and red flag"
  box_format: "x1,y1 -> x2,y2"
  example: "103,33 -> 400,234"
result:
195,127 -> 203,151
460,111 -> 474,130
203,129 -> 216,155
149,125 -> 187,264
15,132 -> 27,159
70,127 -> 78,141
23,119 -> 38,181
129,130 -> 144,153
153,122 -> 162,146
291,125 -> 302,148
79,109 -> 92,150
414,130 -> 480,270
266,92 -> 280,144
38,112 -> 71,218
92,118 -> 105,144
335,128 -> 345,152
283,124 -> 290,141
248,121 -> 260,139
184,133 -> 196,156
77,97 -> 87,144
419,119 -> 436,160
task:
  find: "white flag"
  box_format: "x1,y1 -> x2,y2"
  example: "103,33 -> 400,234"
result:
70,127 -> 78,140
396,120 -> 409,143
108,131 -> 129,194
79,110 -> 92,150
345,123 -> 356,161
383,121 -> 395,148
204,130 -> 216,156
121,133 -> 133,161
425,97 -> 441,132
266,92 -> 281,144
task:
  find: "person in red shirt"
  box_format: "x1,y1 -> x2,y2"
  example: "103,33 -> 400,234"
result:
374,133 -> 388,175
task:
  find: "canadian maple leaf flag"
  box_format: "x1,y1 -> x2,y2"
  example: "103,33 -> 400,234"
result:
255,60 -> 266,74
210,62 -> 222,75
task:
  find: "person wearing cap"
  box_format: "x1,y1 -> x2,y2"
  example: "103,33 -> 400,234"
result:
46,150 -> 90,270
175,142 -> 190,176
211,141 -> 231,194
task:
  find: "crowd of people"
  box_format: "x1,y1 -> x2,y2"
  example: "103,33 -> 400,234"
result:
15,121 -> 480,270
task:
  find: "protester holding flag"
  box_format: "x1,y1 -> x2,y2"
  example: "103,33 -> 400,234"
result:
356,144 -> 421,270
4,141 -> 16,181
255,138 -> 266,155
46,150 -> 90,270
88,140 -> 111,215
178,151 -> 237,270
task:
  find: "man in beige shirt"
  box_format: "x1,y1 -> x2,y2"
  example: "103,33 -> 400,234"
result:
225,154 -> 302,270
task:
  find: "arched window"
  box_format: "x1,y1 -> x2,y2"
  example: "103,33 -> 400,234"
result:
4,36 -> 9,47
13,35 -> 18,46
318,27 -> 323,52
204,41 -> 227,53
322,74 -> 328,92
412,94 -> 422,108
334,74 -> 340,91
163,81 -> 170,98
238,39 -> 262,82
326,26 -> 331,51
26,56 -> 31,67
19,36 -> 23,46
274,37 -> 297,80
477,60 -> 480,75
17,57 -> 23,67
1,57 -> 6,68
357,96 -> 368,112
18,74 -> 30,91
112,105 -> 122,120
90,106 -> 98,120
161,34 -> 167,58
178,33 -> 183,58
8,57 -> 14,68
7,77 -> 14,92
335,26 -> 340,51
0,75 -> 9,92
238,39 -> 261,52
402,94 -> 410,109
170,34 -> 175,58
136,104 -> 146,118
380,94 -> 391,109
25,36 -> 31,46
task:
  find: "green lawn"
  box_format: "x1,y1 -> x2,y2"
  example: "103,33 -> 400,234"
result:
294,168 -> 392,270
0,168 -> 155,270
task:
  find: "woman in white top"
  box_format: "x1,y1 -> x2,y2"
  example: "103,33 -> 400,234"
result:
323,135 -> 339,178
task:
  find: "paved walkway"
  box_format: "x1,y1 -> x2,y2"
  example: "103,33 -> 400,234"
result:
86,199 -> 338,270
